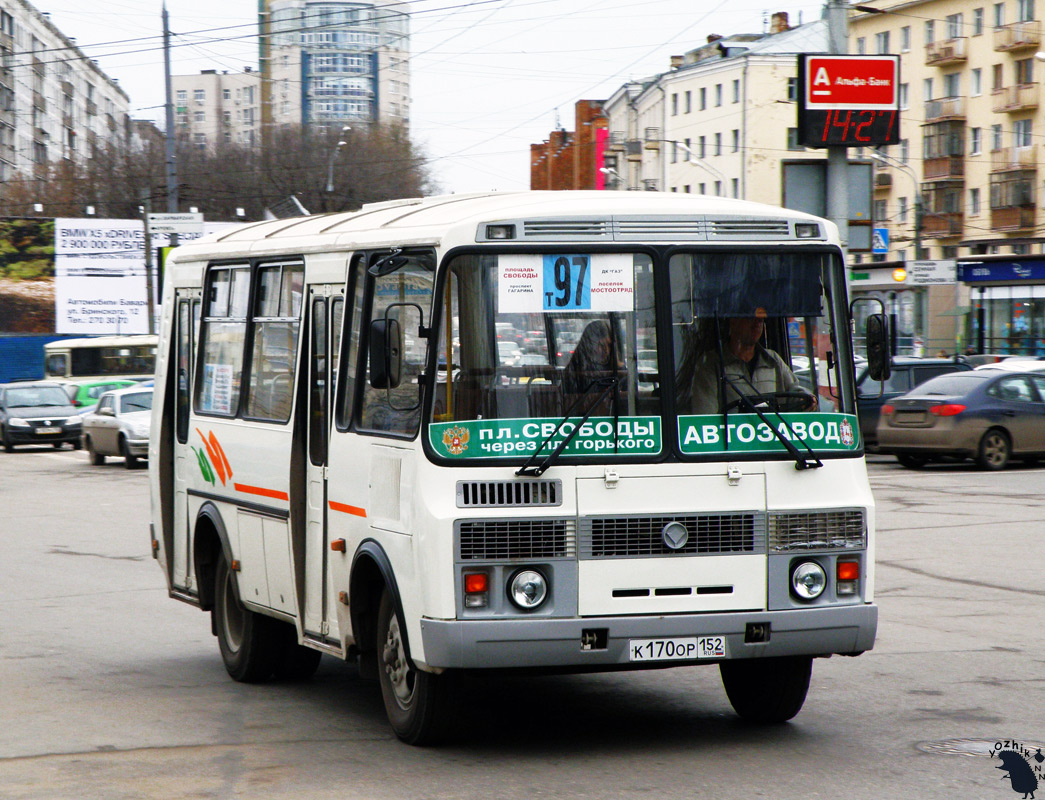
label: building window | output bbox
[972,68,982,95]
[970,187,981,214]
[714,180,722,196]
[699,87,706,110]
[898,196,908,223]
[223,89,231,100]
[731,178,739,198]
[176,89,187,103]
[900,26,911,51]
[946,13,963,39]
[194,89,205,103]
[994,2,1005,27]
[1016,58,1034,85]
[732,79,740,103]
[684,137,692,159]
[856,37,865,54]
[193,133,206,150]
[698,183,705,194]
[714,132,722,156]
[684,90,691,113]
[971,127,982,154]
[671,93,678,115]
[787,77,798,101]
[992,123,1003,150]
[684,185,691,194]
[973,7,985,34]
[944,72,960,97]
[731,129,739,152]
[1014,118,1033,148]
[992,63,1004,91]
[698,135,705,158]
[924,20,934,45]
[787,128,803,150]
[1018,0,1034,21]
[875,31,890,53]
[194,111,205,123]
[715,84,722,106]
[899,83,909,109]
[923,78,934,102]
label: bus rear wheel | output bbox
[720,656,812,723]
[213,552,277,682]
[376,589,455,745]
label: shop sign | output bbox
[957,259,1045,283]
[906,260,956,285]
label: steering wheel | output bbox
[724,390,816,414]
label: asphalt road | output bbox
[1,446,1043,800]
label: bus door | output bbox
[172,290,201,592]
[303,284,345,640]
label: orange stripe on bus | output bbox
[329,501,367,517]
[234,483,290,501]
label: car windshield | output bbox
[120,392,153,413]
[4,387,70,407]
[908,373,990,397]
[427,249,857,464]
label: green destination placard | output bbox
[677,413,860,455]
[430,416,662,459]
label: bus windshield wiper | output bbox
[516,376,620,477]
[718,369,823,471]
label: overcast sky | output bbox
[36,0,828,195]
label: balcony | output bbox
[625,139,642,162]
[607,131,626,151]
[924,156,964,180]
[85,99,96,116]
[642,178,660,191]
[994,20,1041,52]
[922,212,964,238]
[992,83,1039,113]
[644,127,661,150]
[874,171,892,188]
[990,206,1036,230]
[925,37,967,66]
[924,96,965,122]
[990,146,1038,172]
[32,91,44,112]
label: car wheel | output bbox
[86,436,105,466]
[2,426,13,453]
[376,589,456,745]
[976,429,1010,471]
[212,551,278,682]
[72,439,82,451]
[896,454,928,469]
[120,435,139,469]
[720,656,812,724]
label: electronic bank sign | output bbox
[797,54,901,147]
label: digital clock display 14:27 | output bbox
[799,109,899,147]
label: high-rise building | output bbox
[264,0,411,130]
[171,69,262,151]
[0,2,131,180]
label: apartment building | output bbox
[171,69,261,151]
[0,0,130,180]
[265,0,411,130]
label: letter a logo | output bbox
[813,67,830,86]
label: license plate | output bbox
[36,427,60,434]
[628,635,726,662]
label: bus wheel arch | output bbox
[193,503,234,613]
[349,540,402,669]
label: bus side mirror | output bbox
[865,313,891,382]
[369,317,403,389]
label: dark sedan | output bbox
[0,381,83,451]
[876,370,1045,470]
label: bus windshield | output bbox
[428,249,857,464]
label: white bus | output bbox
[149,191,888,744]
[44,334,158,381]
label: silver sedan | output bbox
[82,387,153,468]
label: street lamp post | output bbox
[325,126,351,195]
[870,151,924,260]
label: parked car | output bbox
[61,378,138,414]
[0,381,83,451]
[856,357,973,448]
[497,341,524,366]
[876,370,1045,470]
[82,386,153,468]
[973,359,1045,373]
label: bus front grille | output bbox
[456,479,561,508]
[580,513,761,558]
[457,518,576,560]
[767,509,866,551]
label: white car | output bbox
[82,386,153,468]
[973,359,1045,373]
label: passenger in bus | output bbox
[689,315,815,414]
[562,321,623,411]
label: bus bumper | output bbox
[419,603,877,669]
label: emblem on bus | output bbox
[442,426,470,456]
[661,521,689,551]
[840,418,855,447]
[193,429,233,486]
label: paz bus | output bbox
[148,191,888,744]
[44,334,158,381]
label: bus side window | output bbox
[335,258,366,430]
[309,297,328,465]
[245,262,304,423]
[359,249,434,436]
[197,265,250,416]
[176,300,191,443]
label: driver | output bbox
[690,314,815,414]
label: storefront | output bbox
[850,260,967,356]
[957,256,1045,356]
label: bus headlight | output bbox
[508,569,548,610]
[791,561,827,600]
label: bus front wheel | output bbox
[720,656,812,723]
[213,552,277,682]
[376,589,455,745]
